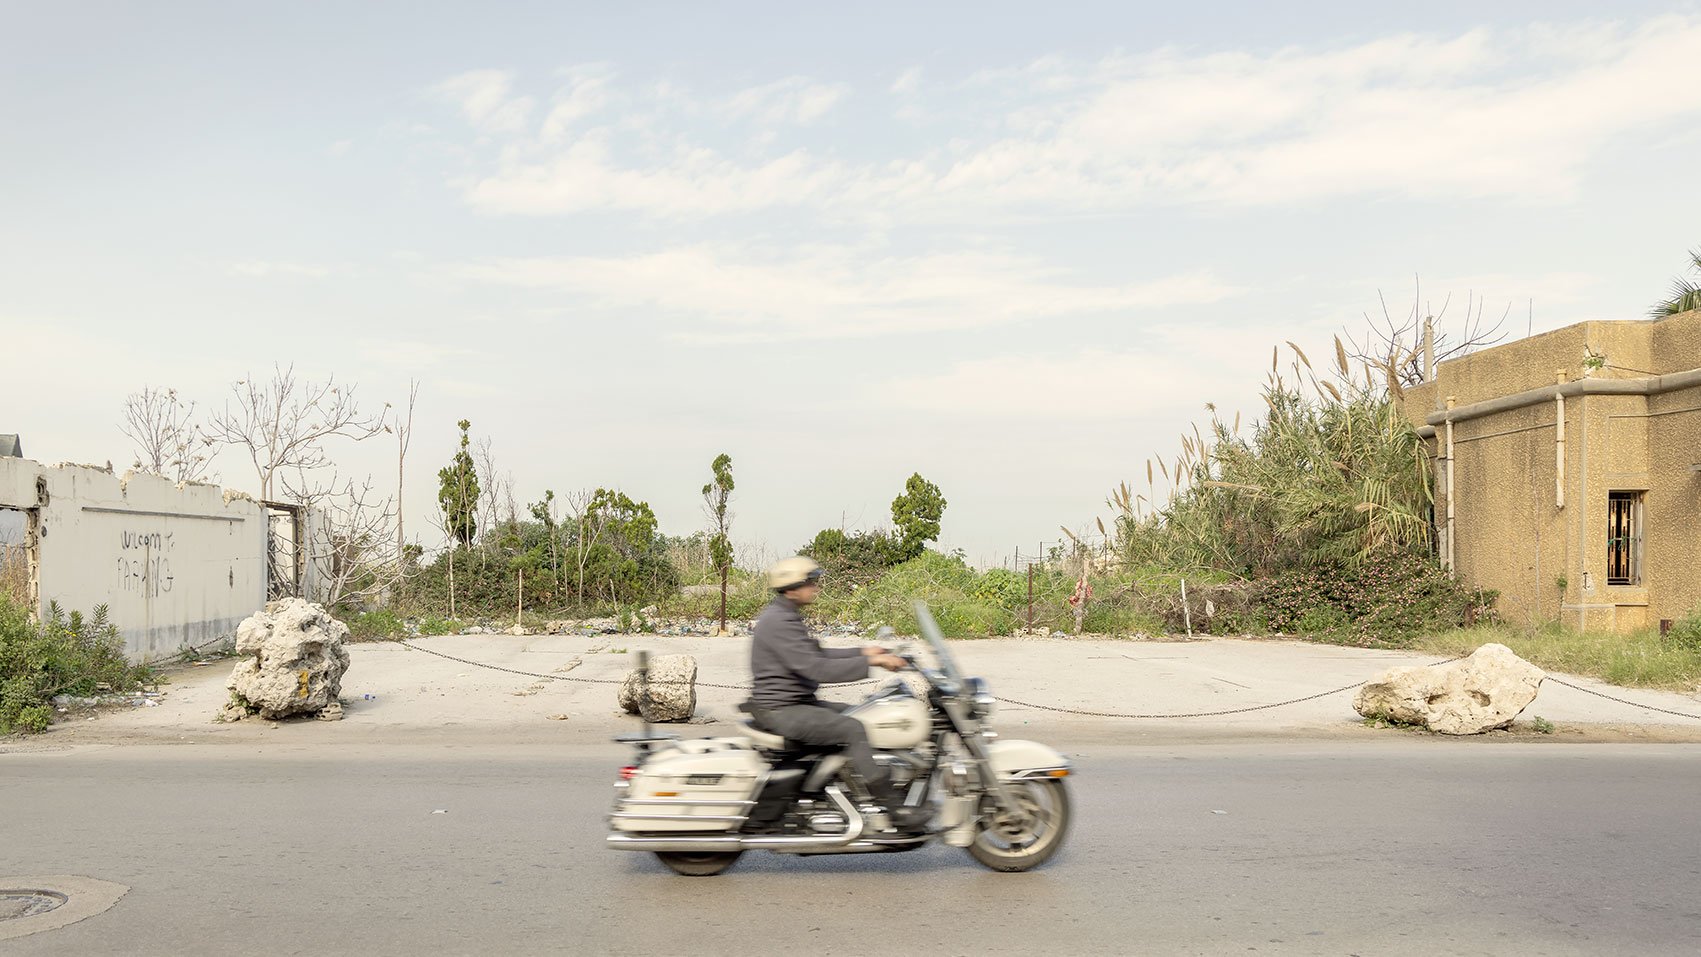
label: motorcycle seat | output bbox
[738,721,790,751]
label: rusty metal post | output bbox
[1026,564,1034,632]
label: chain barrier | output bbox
[391,639,1701,724]
[393,638,1443,719]
[1544,675,1701,721]
[393,639,1701,722]
[152,634,237,668]
[992,678,1378,720]
[392,638,879,692]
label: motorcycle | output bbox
[605,601,1072,876]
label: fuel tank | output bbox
[847,695,929,749]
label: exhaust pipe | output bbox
[607,785,864,853]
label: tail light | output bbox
[619,765,639,781]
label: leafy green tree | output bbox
[804,527,899,587]
[437,419,479,548]
[575,488,677,606]
[890,473,947,562]
[528,488,561,593]
[1651,248,1701,317]
[701,454,735,633]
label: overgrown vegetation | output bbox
[1116,342,1434,578]
[1411,622,1701,693]
[803,472,948,588]
[1666,606,1701,652]
[2,596,151,735]
[1259,552,1496,648]
[1102,338,1497,646]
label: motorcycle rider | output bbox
[745,556,930,831]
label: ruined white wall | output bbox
[0,457,268,661]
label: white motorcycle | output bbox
[606,602,1073,876]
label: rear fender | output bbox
[986,739,1071,780]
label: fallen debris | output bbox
[220,599,353,722]
[617,654,697,722]
[1354,643,1544,734]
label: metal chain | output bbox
[391,639,1462,719]
[991,678,1376,720]
[152,634,236,667]
[393,641,1701,722]
[1545,676,1701,721]
[392,638,880,692]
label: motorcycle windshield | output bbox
[912,600,963,682]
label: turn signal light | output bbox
[1048,769,1070,778]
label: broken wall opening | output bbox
[0,506,37,609]
[263,501,306,600]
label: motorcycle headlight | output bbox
[966,676,997,720]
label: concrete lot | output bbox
[37,632,1701,747]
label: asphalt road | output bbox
[4,741,1699,956]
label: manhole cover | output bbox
[0,891,68,922]
[0,877,128,942]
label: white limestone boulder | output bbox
[617,654,697,722]
[1354,643,1544,734]
[223,598,352,721]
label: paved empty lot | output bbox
[50,632,1701,748]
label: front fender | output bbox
[986,738,1071,779]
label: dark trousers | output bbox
[756,700,885,790]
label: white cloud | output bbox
[464,134,845,216]
[451,244,1237,340]
[441,17,1701,218]
[889,66,922,95]
[722,76,850,124]
[434,69,535,134]
[228,261,336,279]
[354,339,487,372]
[883,349,1238,419]
[540,68,614,142]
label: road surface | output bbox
[4,740,1699,955]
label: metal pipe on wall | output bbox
[1445,396,1456,571]
[1555,371,1566,510]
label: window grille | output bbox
[1606,492,1643,586]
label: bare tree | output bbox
[314,476,403,608]
[473,437,509,551]
[120,387,215,483]
[203,365,387,501]
[1345,279,1512,387]
[564,489,606,608]
[394,380,419,562]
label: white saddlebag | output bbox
[613,738,765,833]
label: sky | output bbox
[4,1,1701,567]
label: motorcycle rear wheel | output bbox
[654,851,744,877]
[967,778,1071,872]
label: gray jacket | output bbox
[748,596,868,708]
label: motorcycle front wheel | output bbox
[654,851,744,877]
[967,778,1071,872]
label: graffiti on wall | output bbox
[117,529,175,597]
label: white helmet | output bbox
[767,556,824,592]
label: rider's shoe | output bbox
[886,802,933,833]
[872,782,932,833]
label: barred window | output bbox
[1606,491,1644,586]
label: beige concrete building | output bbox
[1406,309,1701,631]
